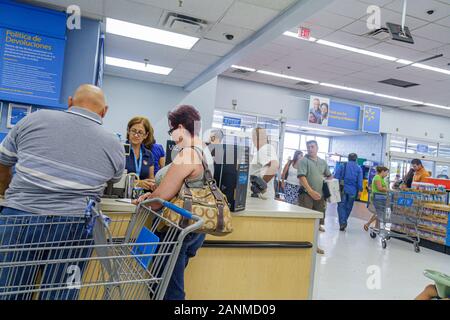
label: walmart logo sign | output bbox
[363,106,381,133]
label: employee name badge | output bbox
[143,160,148,166]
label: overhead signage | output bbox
[223,117,242,128]
[362,105,382,134]
[328,101,361,131]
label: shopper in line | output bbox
[0,84,125,300]
[248,128,279,200]
[135,105,214,300]
[411,159,430,182]
[125,117,156,190]
[364,166,389,232]
[334,153,363,231]
[298,140,332,254]
[281,150,303,204]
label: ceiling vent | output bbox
[163,13,208,34]
[232,69,252,75]
[379,78,419,88]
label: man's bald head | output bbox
[68,84,108,118]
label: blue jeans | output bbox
[337,193,356,226]
[0,207,93,300]
[164,232,205,300]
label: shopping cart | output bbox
[0,198,203,300]
[368,191,421,253]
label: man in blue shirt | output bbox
[334,153,363,231]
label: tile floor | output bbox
[313,203,450,300]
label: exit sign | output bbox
[298,27,311,40]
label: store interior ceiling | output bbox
[23,0,450,117]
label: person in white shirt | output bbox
[248,127,280,200]
[281,150,304,204]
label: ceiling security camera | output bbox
[427,10,434,15]
[224,34,234,40]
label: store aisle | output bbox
[313,203,450,300]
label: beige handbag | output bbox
[161,147,233,236]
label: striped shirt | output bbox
[0,107,125,215]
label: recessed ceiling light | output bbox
[231,65,256,72]
[316,39,397,61]
[300,127,345,134]
[283,31,317,42]
[257,70,319,84]
[105,56,172,75]
[106,18,199,50]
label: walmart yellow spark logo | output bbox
[364,107,376,122]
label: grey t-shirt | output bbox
[0,107,125,215]
[297,155,331,196]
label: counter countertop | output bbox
[0,196,323,219]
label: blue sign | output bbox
[0,132,6,142]
[0,1,66,108]
[328,102,361,130]
[417,144,429,154]
[223,117,242,128]
[363,105,382,134]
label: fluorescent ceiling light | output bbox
[374,93,423,105]
[316,40,397,61]
[257,70,319,84]
[105,56,172,75]
[283,31,317,42]
[231,65,256,72]
[106,18,199,50]
[300,127,345,134]
[412,63,450,75]
[396,59,413,64]
[424,103,450,110]
[320,83,374,95]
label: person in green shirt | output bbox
[364,166,389,232]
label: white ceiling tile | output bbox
[385,0,450,22]
[167,68,199,80]
[205,23,254,45]
[385,34,445,52]
[269,36,313,52]
[133,0,235,22]
[192,39,234,56]
[184,51,221,65]
[435,14,450,27]
[413,23,450,44]
[176,61,209,73]
[296,42,349,58]
[324,0,371,19]
[339,52,392,66]
[304,11,355,30]
[367,42,426,60]
[238,0,297,11]
[220,1,278,31]
[103,0,163,28]
[104,66,169,84]
[320,59,369,73]
[357,0,396,7]
[322,30,381,48]
[364,8,430,30]
[30,0,104,16]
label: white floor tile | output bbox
[313,205,450,300]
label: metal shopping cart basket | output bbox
[0,198,203,300]
[368,191,421,253]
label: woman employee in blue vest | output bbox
[126,117,156,191]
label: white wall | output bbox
[179,76,218,136]
[330,134,384,163]
[216,76,309,120]
[102,75,188,146]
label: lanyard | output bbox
[134,148,143,177]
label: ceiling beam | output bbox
[183,0,336,92]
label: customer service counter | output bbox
[0,197,323,300]
[184,198,323,300]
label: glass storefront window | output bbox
[438,144,450,158]
[406,139,437,156]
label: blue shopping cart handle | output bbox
[163,201,193,219]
